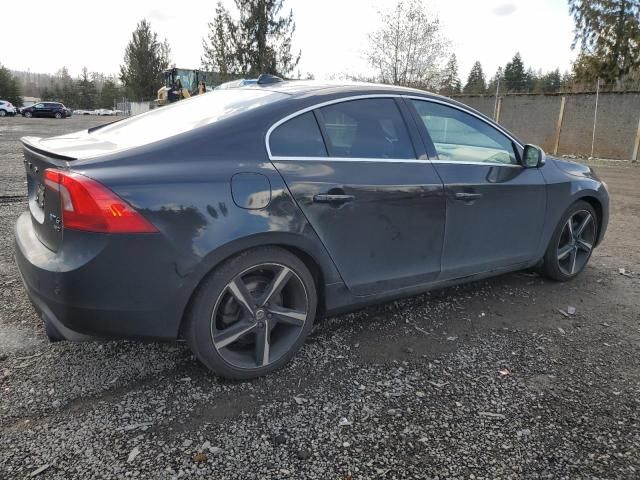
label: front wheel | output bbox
[24,111,32,118]
[540,200,598,281]
[54,112,62,119]
[184,246,317,379]
[0,110,6,117]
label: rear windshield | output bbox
[90,89,286,148]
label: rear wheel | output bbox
[184,247,317,379]
[0,110,6,117]
[541,201,597,281]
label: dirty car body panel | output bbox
[14,81,609,342]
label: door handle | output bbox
[313,194,355,204]
[454,192,482,201]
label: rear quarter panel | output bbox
[71,113,342,335]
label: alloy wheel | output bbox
[556,209,596,276]
[210,263,309,369]
[0,110,6,117]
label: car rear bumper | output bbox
[14,211,187,341]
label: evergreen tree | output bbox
[503,52,527,92]
[0,64,23,106]
[487,67,504,93]
[525,67,538,91]
[463,61,487,93]
[54,67,78,107]
[569,0,640,82]
[77,67,97,109]
[99,78,124,109]
[202,1,241,79]
[535,69,563,93]
[120,19,171,100]
[201,0,301,78]
[439,54,461,95]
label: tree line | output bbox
[1,0,638,108]
[440,53,579,96]
[365,0,639,95]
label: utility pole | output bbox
[493,77,500,122]
[590,78,600,159]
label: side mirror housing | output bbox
[522,144,546,168]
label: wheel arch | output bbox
[574,194,603,246]
[176,232,339,338]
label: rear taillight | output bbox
[43,169,157,233]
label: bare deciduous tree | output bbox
[365,0,449,88]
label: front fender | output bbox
[538,159,610,256]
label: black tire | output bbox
[184,246,317,379]
[540,200,598,281]
[54,112,62,119]
[0,110,6,117]
[24,111,32,118]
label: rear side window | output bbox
[270,111,327,157]
[316,99,415,159]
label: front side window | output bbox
[34,103,44,109]
[270,111,327,157]
[412,100,517,165]
[317,98,415,159]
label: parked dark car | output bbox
[15,81,609,379]
[21,102,70,119]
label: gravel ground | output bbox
[1,116,639,479]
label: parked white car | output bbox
[0,100,17,116]
[95,109,115,116]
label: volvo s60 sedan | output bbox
[15,79,609,379]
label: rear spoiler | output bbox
[21,137,77,162]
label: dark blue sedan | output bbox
[15,79,609,378]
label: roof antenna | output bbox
[257,74,284,85]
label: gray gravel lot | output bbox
[1,116,639,479]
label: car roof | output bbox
[235,79,436,98]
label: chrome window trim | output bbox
[429,160,522,168]
[264,92,525,167]
[270,156,522,167]
[270,155,428,164]
[265,94,402,159]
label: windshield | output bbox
[87,88,286,149]
[166,69,198,90]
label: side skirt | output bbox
[322,261,535,318]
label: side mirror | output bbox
[522,144,546,168]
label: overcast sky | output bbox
[4,0,576,81]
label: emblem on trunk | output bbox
[36,183,46,209]
[49,213,62,231]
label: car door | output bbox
[33,103,46,117]
[47,103,58,117]
[268,97,446,296]
[408,98,546,280]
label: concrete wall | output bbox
[452,92,640,160]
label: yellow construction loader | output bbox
[155,68,215,106]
